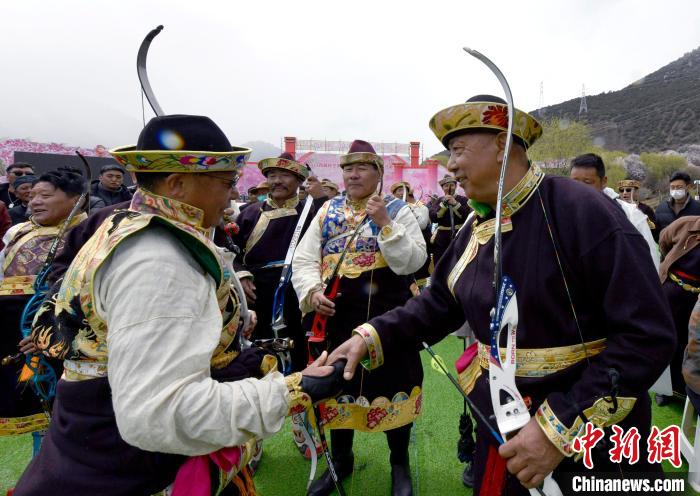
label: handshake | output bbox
[299,355,347,403]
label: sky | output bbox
[1,0,699,158]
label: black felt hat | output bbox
[110,114,251,173]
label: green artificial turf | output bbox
[0,338,692,495]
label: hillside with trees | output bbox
[535,46,700,153]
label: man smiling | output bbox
[14,115,339,496]
[329,96,674,494]
[233,152,327,371]
[292,140,426,496]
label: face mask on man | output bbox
[670,189,686,201]
[257,194,267,202]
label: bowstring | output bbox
[539,188,626,478]
[536,189,591,367]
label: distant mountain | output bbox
[535,46,700,153]
[242,141,281,161]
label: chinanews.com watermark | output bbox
[562,422,688,494]
[569,475,684,493]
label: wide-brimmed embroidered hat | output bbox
[390,181,413,195]
[258,152,309,180]
[339,139,384,175]
[429,95,543,149]
[439,174,457,186]
[321,179,340,193]
[248,181,270,196]
[110,115,251,173]
[618,179,641,189]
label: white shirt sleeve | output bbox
[377,205,427,275]
[414,204,430,230]
[97,227,290,456]
[291,209,325,315]
[615,198,660,271]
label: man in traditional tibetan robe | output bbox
[617,178,658,241]
[14,115,342,496]
[0,169,87,444]
[429,174,469,265]
[391,180,432,288]
[292,140,427,496]
[658,215,700,404]
[321,179,340,198]
[329,96,675,495]
[233,152,327,372]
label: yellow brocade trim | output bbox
[457,358,483,396]
[669,272,700,294]
[354,323,384,370]
[0,275,36,295]
[2,214,87,276]
[536,396,637,458]
[265,196,299,210]
[316,386,422,432]
[476,339,606,377]
[447,218,512,296]
[437,224,464,231]
[244,206,299,261]
[321,251,388,280]
[0,413,49,436]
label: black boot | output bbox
[461,462,474,488]
[307,453,354,496]
[391,461,413,496]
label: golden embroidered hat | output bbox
[439,174,457,186]
[258,152,309,180]
[321,179,340,192]
[339,139,384,175]
[110,114,251,173]
[248,181,270,196]
[618,179,641,189]
[429,94,543,149]
[390,181,413,195]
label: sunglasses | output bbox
[11,170,34,176]
[618,188,635,193]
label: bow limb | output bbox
[137,25,165,116]
[75,151,93,215]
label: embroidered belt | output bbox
[670,272,700,294]
[321,251,388,280]
[437,224,463,231]
[0,413,49,436]
[63,360,108,381]
[0,275,36,296]
[476,338,607,377]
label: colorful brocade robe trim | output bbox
[31,189,241,377]
[0,214,86,296]
[318,195,406,280]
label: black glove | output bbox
[300,360,346,403]
[211,348,267,382]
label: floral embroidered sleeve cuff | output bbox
[535,400,579,457]
[353,323,384,370]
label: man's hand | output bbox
[301,351,334,377]
[366,194,391,228]
[242,310,257,339]
[306,176,325,199]
[310,290,335,316]
[240,277,257,304]
[327,334,368,380]
[498,417,565,489]
[19,336,37,354]
[443,194,457,206]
